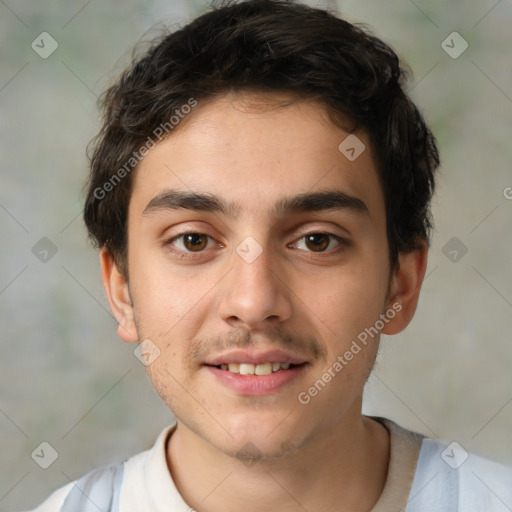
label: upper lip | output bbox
[204,349,308,366]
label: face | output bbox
[103,93,423,461]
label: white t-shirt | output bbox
[23,416,512,511]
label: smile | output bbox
[213,362,299,375]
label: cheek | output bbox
[301,261,388,344]
[129,246,197,329]
[128,248,220,368]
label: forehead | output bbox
[129,93,384,222]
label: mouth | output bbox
[206,362,306,375]
[202,349,309,395]
[204,361,308,396]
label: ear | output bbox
[382,242,428,336]
[100,247,139,343]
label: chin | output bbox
[209,410,309,460]
[218,433,303,463]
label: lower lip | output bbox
[204,364,307,395]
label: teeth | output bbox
[239,363,255,375]
[255,363,272,375]
[218,362,295,375]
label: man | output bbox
[28,0,512,510]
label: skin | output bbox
[101,92,428,511]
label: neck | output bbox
[166,405,390,512]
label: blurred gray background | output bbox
[1,0,511,510]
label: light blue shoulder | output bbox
[406,438,512,512]
[60,461,124,512]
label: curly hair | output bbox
[84,0,439,278]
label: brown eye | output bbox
[168,233,214,253]
[292,232,346,253]
[304,233,330,252]
[182,233,208,251]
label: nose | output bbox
[217,241,293,331]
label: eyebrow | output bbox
[142,189,369,218]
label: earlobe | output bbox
[100,248,139,343]
[382,243,428,336]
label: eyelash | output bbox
[164,231,350,260]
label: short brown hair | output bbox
[84,0,439,278]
